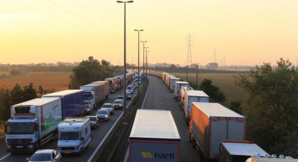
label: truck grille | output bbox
[7,139,32,144]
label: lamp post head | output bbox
[134,29,144,32]
[117,0,133,3]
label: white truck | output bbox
[169,77,180,92]
[219,141,268,162]
[80,83,105,109]
[5,98,62,153]
[178,85,193,109]
[174,81,189,100]
[129,109,181,162]
[184,90,209,124]
[189,103,246,161]
[57,117,91,154]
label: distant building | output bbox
[207,62,218,69]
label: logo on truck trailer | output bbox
[141,151,175,159]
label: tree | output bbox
[68,56,114,88]
[199,79,226,102]
[10,68,21,76]
[235,58,298,156]
[0,88,11,120]
[23,83,37,101]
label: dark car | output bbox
[86,116,99,129]
[96,109,110,121]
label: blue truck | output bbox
[42,90,85,118]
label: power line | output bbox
[14,0,102,37]
[45,0,107,31]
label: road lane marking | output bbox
[123,146,129,162]
[0,153,11,161]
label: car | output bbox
[126,85,133,94]
[86,116,99,129]
[126,92,132,100]
[101,103,114,115]
[116,95,125,102]
[96,109,110,121]
[27,149,61,162]
[113,99,123,110]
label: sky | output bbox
[0,0,297,66]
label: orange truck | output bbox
[189,103,246,161]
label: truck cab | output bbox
[57,118,91,154]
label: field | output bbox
[0,72,71,91]
[173,73,246,103]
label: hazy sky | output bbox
[0,0,297,66]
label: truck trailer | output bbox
[184,90,209,124]
[169,77,180,92]
[129,109,181,162]
[105,77,117,93]
[189,103,246,161]
[5,98,62,153]
[92,81,109,99]
[219,141,268,162]
[42,90,85,118]
[174,81,189,100]
[80,83,106,109]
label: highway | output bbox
[124,75,201,162]
[0,85,140,162]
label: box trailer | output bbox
[105,77,117,93]
[174,81,189,99]
[5,98,62,153]
[178,86,193,109]
[189,103,246,161]
[169,77,180,92]
[80,83,105,109]
[184,90,209,123]
[92,81,109,99]
[219,141,268,162]
[43,90,85,118]
[246,157,297,162]
[129,109,180,162]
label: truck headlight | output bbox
[7,145,11,149]
[105,115,108,117]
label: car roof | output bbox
[86,116,97,118]
[97,109,108,112]
[103,103,112,105]
[34,149,55,154]
[114,99,122,102]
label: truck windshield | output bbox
[6,122,35,134]
[84,92,93,100]
[59,132,80,140]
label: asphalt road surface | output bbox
[125,75,201,162]
[0,83,140,162]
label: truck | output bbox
[105,77,117,93]
[5,98,62,153]
[169,77,180,92]
[92,81,109,99]
[80,83,105,109]
[57,117,91,154]
[174,81,189,100]
[219,141,268,162]
[129,109,181,162]
[178,85,193,109]
[42,90,85,118]
[246,157,297,162]
[189,103,246,161]
[184,90,209,124]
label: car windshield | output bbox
[114,101,121,104]
[6,122,35,134]
[59,132,80,140]
[84,92,93,100]
[127,87,132,90]
[30,153,51,161]
[117,97,124,99]
[97,110,107,114]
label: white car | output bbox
[113,99,123,110]
[27,149,61,162]
[101,103,114,115]
[126,85,133,94]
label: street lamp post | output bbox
[117,0,133,120]
[141,41,147,77]
[134,29,143,94]
[145,47,149,77]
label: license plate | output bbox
[65,152,71,154]
[16,146,23,149]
